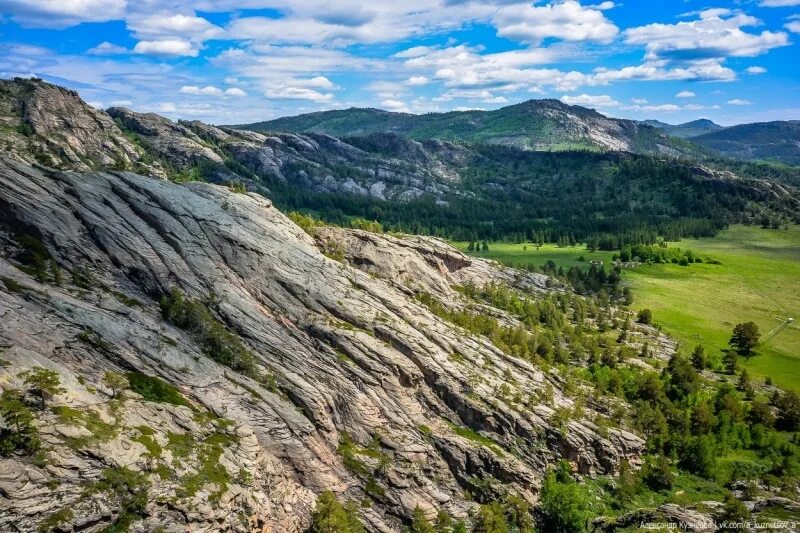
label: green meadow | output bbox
[457,225,800,391]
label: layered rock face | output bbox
[0,156,644,531]
[0,78,141,171]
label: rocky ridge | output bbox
[0,156,650,531]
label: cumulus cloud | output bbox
[746,66,767,74]
[592,60,736,84]
[180,85,224,96]
[128,12,222,42]
[624,11,789,61]
[87,42,127,55]
[675,90,695,98]
[760,0,800,6]
[381,99,408,111]
[133,39,197,57]
[728,98,751,105]
[560,94,620,107]
[0,0,126,28]
[494,0,619,44]
[406,76,429,86]
[224,87,247,97]
[785,21,800,33]
[365,80,408,98]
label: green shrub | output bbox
[0,389,40,456]
[126,372,191,408]
[159,288,258,378]
[309,490,365,533]
[538,464,591,533]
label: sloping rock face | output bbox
[0,78,141,171]
[106,107,468,201]
[0,157,643,531]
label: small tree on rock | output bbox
[102,371,129,398]
[410,506,435,533]
[636,309,653,325]
[19,367,64,410]
[308,490,364,533]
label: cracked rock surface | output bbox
[0,156,645,531]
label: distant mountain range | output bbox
[236,99,706,159]
[238,105,800,166]
[642,119,724,139]
[692,121,800,165]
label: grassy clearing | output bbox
[456,241,617,270]
[458,225,800,391]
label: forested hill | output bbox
[2,77,798,248]
[692,120,800,165]
[235,99,708,158]
[644,119,724,139]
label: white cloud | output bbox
[381,99,408,111]
[593,60,736,83]
[483,96,509,104]
[746,66,767,74]
[87,41,127,55]
[675,90,695,98]
[365,80,408,98]
[180,85,224,96]
[224,87,247,97]
[128,12,222,42]
[624,11,789,61]
[623,103,682,112]
[494,0,619,44]
[265,87,334,102]
[728,98,751,105]
[760,0,800,6]
[785,21,800,33]
[560,94,620,107]
[133,39,197,57]
[0,0,126,28]
[406,76,429,86]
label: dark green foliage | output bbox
[16,121,35,137]
[640,455,674,491]
[775,391,800,431]
[472,501,508,533]
[663,355,700,400]
[680,436,718,479]
[159,288,258,378]
[636,309,653,325]
[336,431,389,497]
[0,389,40,456]
[718,494,750,532]
[8,231,55,282]
[410,506,435,533]
[537,464,591,533]
[308,490,365,533]
[242,145,787,247]
[37,508,74,533]
[19,367,64,410]
[691,345,706,370]
[729,322,760,356]
[126,372,191,407]
[723,350,739,374]
[89,467,150,532]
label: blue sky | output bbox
[1,0,799,125]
